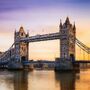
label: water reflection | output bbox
[0,70,28,90]
[55,72,80,90]
[13,71,28,90]
[1,70,90,90]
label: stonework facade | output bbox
[60,17,76,61]
[14,26,29,62]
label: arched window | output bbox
[21,33,23,36]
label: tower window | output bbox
[62,30,65,34]
[21,33,23,36]
[22,47,23,50]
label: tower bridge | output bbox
[0,17,90,70]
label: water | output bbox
[0,69,90,90]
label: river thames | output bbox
[0,69,90,90]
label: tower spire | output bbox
[65,16,70,24]
[73,22,76,30]
[14,29,16,35]
[26,30,29,37]
[59,19,62,29]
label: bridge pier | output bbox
[55,59,80,72]
[55,17,78,71]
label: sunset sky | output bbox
[0,0,90,60]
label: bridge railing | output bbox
[0,43,15,62]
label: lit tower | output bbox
[14,26,29,63]
[59,17,76,61]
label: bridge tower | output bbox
[59,17,76,61]
[14,26,29,63]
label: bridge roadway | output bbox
[16,32,90,54]
[18,32,61,42]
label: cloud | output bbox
[0,0,31,12]
[0,0,90,13]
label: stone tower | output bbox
[59,17,76,61]
[14,26,29,63]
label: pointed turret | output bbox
[14,29,17,40]
[59,19,62,29]
[19,26,26,34]
[19,26,24,32]
[20,26,23,29]
[26,30,29,37]
[73,22,76,30]
[14,29,16,34]
[65,17,70,25]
